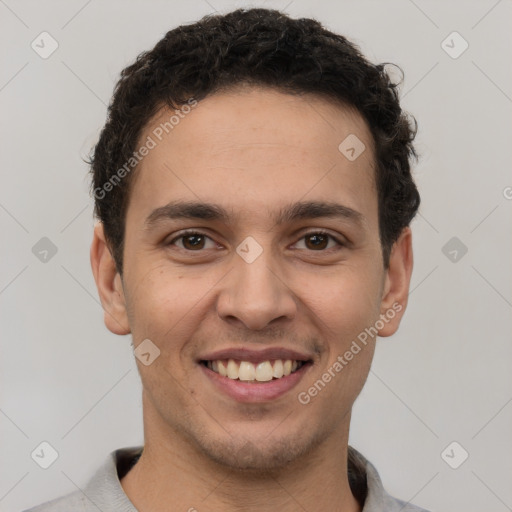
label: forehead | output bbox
[127,87,377,230]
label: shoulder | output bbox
[22,446,142,512]
[348,446,431,512]
[22,490,91,512]
[365,460,432,511]
[375,494,432,512]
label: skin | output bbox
[91,86,413,512]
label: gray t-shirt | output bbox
[23,446,430,511]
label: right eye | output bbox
[167,231,219,251]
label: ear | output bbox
[90,222,131,335]
[377,227,413,337]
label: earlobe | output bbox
[90,222,131,335]
[377,227,413,338]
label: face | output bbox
[91,86,412,472]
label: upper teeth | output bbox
[206,359,302,382]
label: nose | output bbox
[216,249,297,331]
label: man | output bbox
[26,7,429,512]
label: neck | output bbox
[121,399,362,512]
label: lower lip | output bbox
[200,363,311,403]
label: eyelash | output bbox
[167,229,345,252]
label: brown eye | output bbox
[169,231,217,251]
[182,234,206,250]
[293,231,343,251]
[305,233,329,250]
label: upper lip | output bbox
[198,347,313,364]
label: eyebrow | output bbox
[144,200,364,230]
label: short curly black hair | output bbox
[89,8,420,275]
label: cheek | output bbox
[127,262,194,320]
[301,264,383,350]
[295,269,380,416]
[125,269,207,405]
[124,264,218,363]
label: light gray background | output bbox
[1,1,511,511]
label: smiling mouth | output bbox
[200,359,310,382]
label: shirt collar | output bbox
[82,445,422,512]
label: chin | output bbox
[192,427,325,474]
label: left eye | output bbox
[169,231,341,252]
[293,232,341,251]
